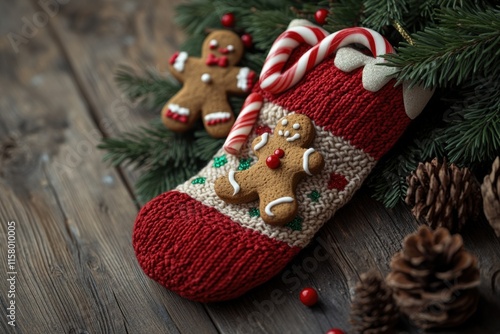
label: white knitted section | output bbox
[177,101,376,248]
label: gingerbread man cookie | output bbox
[162,30,256,138]
[215,114,325,225]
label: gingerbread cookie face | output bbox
[162,30,255,138]
[215,114,325,225]
[202,31,244,67]
[271,115,316,149]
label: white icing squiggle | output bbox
[228,170,240,195]
[303,148,315,175]
[293,123,300,129]
[237,67,251,91]
[265,197,294,216]
[173,52,188,72]
[254,133,269,151]
[281,119,288,126]
[286,133,301,142]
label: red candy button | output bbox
[266,155,280,169]
[274,148,285,158]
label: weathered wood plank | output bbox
[48,0,184,135]
[0,0,216,333]
[42,0,187,191]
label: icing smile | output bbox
[278,120,302,142]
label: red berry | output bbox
[221,13,235,27]
[326,329,345,334]
[314,8,329,25]
[299,287,318,306]
[266,155,281,169]
[274,148,285,158]
[241,33,253,48]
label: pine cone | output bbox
[350,271,398,334]
[386,226,480,329]
[405,158,481,233]
[481,157,500,237]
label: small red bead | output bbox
[299,287,318,306]
[326,329,345,334]
[221,13,235,27]
[314,8,329,25]
[241,33,253,48]
[266,155,281,169]
[274,148,285,158]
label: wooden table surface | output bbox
[1,0,499,333]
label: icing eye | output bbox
[227,44,235,52]
[209,39,218,49]
[293,123,300,129]
[281,119,288,126]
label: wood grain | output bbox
[1,0,499,333]
[0,0,216,333]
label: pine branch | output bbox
[322,0,365,32]
[385,6,500,88]
[242,9,295,51]
[362,0,410,31]
[175,0,222,36]
[98,121,223,202]
[115,65,180,110]
[134,160,199,204]
[440,75,500,164]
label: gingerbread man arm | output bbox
[214,170,258,204]
[222,66,256,95]
[168,52,200,83]
[251,133,270,160]
[301,148,325,176]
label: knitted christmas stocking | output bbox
[133,20,433,302]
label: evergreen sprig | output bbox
[323,0,364,32]
[115,65,180,110]
[385,6,500,88]
[98,121,223,203]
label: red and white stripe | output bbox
[259,26,394,94]
[224,93,264,155]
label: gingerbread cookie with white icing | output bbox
[162,30,256,138]
[215,114,325,225]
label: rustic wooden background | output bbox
[1,0,499,333]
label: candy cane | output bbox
[260,26,394,94]
[224,93,264,155]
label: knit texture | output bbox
[133,27,420,302]
[133,191,300,301]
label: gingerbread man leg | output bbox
[201,95,235,138]
[214,170,258,204]
[258,185,298,226]
[162,87,205,133]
